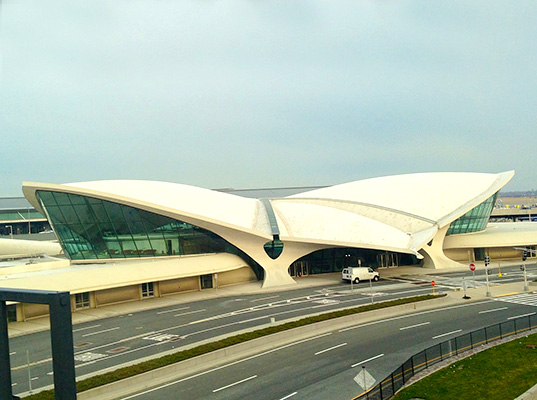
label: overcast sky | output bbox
[1,1,536,197]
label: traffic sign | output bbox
[431,280,435,287]
[469,263,476,271]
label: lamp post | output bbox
[5,225,12,239]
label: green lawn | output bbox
[392,332,537,400]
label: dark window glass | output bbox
[53,192,71,206]
[68,194,87,205]
[45,205,67,224]
[35,190,264,279]
[447,192,498,236]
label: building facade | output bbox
[2,170,536,321]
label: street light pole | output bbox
[523,259,528,292]
[485,265,491,297]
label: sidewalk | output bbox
[7,263,533,338]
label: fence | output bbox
[354,312,537,400]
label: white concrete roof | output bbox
[22,171,513,257]
[290,171,513,226]
[24,180,272,236]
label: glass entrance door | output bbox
[200,274,213,289]
[289,261,309,277]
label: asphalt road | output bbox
[8,263,537,396]
[121,294,537,400]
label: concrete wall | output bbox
[217,267,257,287]
[21,303,49,320]
[160,277,199,295]
[95,285,140,307]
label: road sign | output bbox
[354,367,376,390]
[431,280,435,287]
[469,263,476,271]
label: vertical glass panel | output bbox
[45,205,67,224]
[447,192,498,236]
[52,192,72,206]
[91,203,110,223]
[35,190,263,279]
[68,193,87,205]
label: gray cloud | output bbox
[1,1,536,195]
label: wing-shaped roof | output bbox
[23,171,513,256]
[271,171,514,253]
[23,180,272,237]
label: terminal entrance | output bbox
[289,261,309,277]
[289,247,418,277]
[377,252,400,268]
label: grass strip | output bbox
[392,331,537,400]
[25,293,443,400]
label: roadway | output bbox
[8,263,537,397]
[121,293,537,400]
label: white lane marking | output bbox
[432,329,462,339]
[250,295,280,302]
[11,383,17,386]
[47,372,53,376]
[212,375,257,393]
[156,307,190,315]
[31,377,38,381]
[508,312,536,320]
[9,352,16,356]
[339,300,492,333]
[279,392,298,400]
[82,327,120,337]
[118,333,332,399]
[351,353,384,368]
[73,324,101,332]
[399,322,430,331]
[174,309,206,317]
[315,343,347,355]
[479,307,508,314]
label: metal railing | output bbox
[354,312,537,399]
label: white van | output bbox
[342,267,379,284]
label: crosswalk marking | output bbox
[493,293,537,307]
[143,333,182,342]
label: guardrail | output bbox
[354,312,537,399]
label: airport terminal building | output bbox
[2,171,536,321]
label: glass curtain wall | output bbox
[446,193,498,236]
[36,191,263,279]
[293,247,419,274]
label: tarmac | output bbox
[7,263,537,399]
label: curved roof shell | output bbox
[23,171,513,257]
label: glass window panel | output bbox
[60,206,81,225]
[37,191,55,205]
[52,192,72,206]
[73,204,95,225]
[124,207,144,222]
[127,220,147,234]
[91,203,110,223]
[68,193,87,205]
[103,201,125,222]
[45,205,67,224]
